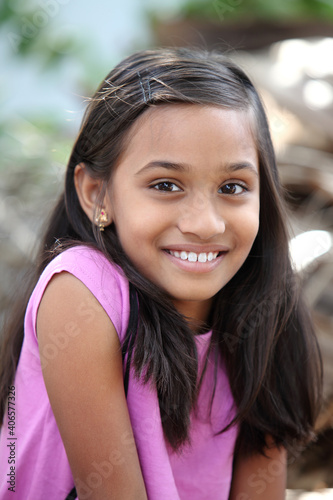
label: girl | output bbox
[0,48,322,499]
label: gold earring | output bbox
[95,208,109,231]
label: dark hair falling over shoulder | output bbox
[0,48,322,455]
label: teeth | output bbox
[198,253,207,263]
[169,251,219,262]
[188,252,197,262]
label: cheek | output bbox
[235,209,260,251]
[248,212,260,239]
[113,212,156,260]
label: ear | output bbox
[74,163,112,227]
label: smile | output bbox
[166,250,221,262]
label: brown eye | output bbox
[219,183,246,195]
[152,182,181,192]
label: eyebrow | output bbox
[136,160,259,177]
[135,161,187,175]
[226,161,259,177]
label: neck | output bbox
[172,298,213,334]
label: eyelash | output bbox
[150,181,181,192]
[150,181,248,195]
[218,183,248,195]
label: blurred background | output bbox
[1,0,333,496]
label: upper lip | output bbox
[163,244,229,253]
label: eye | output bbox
[219,183,247,195]
[151,181,182,192]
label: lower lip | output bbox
[163,250,227,273]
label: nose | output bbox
[177,193,226,240]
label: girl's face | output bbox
[107,104,260,322]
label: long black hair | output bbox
[0,48,322,455]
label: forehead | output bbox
[118,104,258,168]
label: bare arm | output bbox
[229,438,287,500]
[37,272,147,500]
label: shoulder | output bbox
[37,270,119,356]
[28,245,130,342]
[47,245,127,290]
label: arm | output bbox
[37,272,147,500]
[229,437,287,500]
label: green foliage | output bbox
[179,0,333,23]
[0,0,82,65]
[0,114,71,195]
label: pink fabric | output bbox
[0,246,238,499]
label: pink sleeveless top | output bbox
[0,246,238,499]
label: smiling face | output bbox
[106,104,260,323]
